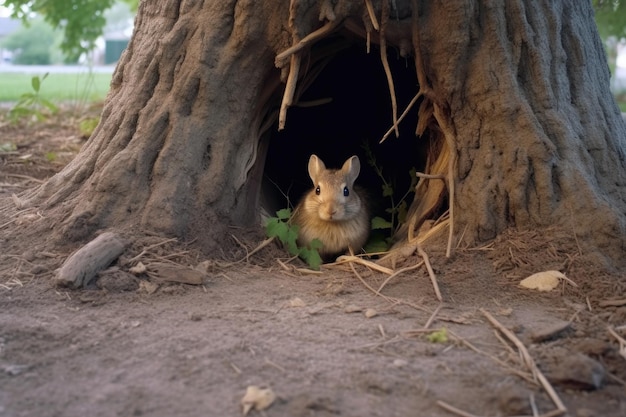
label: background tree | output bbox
[6,0,626,266]
[1,18,58,64]
[3,0,138,62]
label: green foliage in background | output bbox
[362,142,417,253]
[594,0,626,40]
[9,73,59,123]
[4,0,138,62]
[1,18,60,64]
[265,208,323,270]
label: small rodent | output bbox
[291,154,370,259]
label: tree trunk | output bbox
[12,0,626,264]
[420,1,626,262]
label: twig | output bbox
[334,255,394,275]
[233,236,276,264]
[348,261,394,303]
[436,400,482,417]
[417,244,442,301]
[423,303,442,330]
[364,0,379,30]
[480,309,567,415]
[278,53,301,130]
[530,393,539,417]
[416,172,445,180]
[376,261,424,294]
[380,91,422,143]
[379,0,398,138]
[275,20,339,68]
[447,329,536,385]
[127,237,178,265]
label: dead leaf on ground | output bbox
[519,270,574,291]
[241,385,276,415]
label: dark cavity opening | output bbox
[262,36,430,241]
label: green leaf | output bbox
[299,247,322,270]
[382,183,394,197]
[39,98,59,113]
[31,76,40,93]
[371,216,393,230]
[265,217,287,238]
[276,208,292,220]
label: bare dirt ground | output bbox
[1,108,625,417]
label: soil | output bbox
[1,108,625,417]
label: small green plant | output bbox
[9,73,58,123]
[362,143,418,252]
[426,327,449,343]
[265,208,323,270]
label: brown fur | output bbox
[291,155,370,258]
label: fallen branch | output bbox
[55,232,128,288]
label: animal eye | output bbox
[315,186,320,195]
[343,186,349,197]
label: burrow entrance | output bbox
[262,34,444,246]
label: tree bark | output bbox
[416,1,626,261]
[12,0,626,264]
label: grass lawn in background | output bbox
[0,72,112,103]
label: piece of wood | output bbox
[55,232,128,288]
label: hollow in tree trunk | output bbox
[5,0,626,265]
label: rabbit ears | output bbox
[308,154,361,185]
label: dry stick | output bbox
[436,400,482,417]
[380,91,422,143]
[379,1,399,138]
[480,309,567,415]
[233,236,276,264]
[278,53,301,130]
[416,172,445,180]
[607,326,626,360]
[334,255,394,275]
[447,329,536,385]
[376,260,424,294]
[364,0,379,30]
[348,261,395,303]
[423,303,443,330]
[275,20,338,67]
[126,237,178,265]
[416,243,442,301]
[433,104,456,258]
